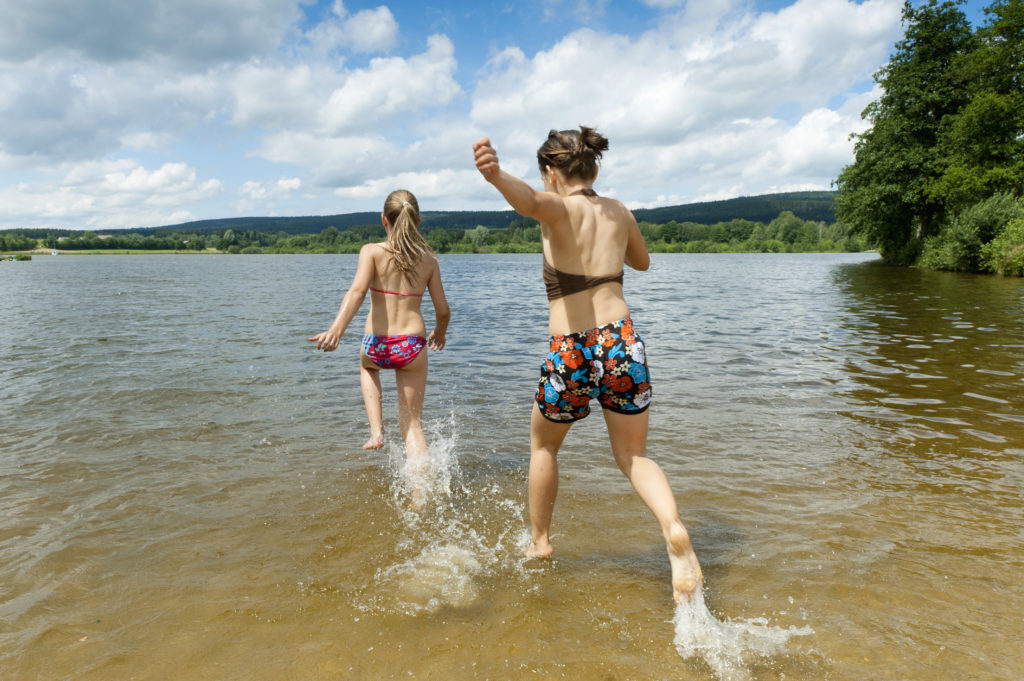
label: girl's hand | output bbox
[428,330,446,351]
[308,330,341,352]
[472,137,500,182]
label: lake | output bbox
[1,253,1021,680]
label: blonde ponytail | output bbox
[382,189,431,281]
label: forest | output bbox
[1,191,862,255]
[0,211,865,255]
[835,0,1024,275]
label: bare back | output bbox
[365,243,439,337]
[543,195,640,334]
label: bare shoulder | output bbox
[360,242,388,258]
[597,196,637,225]
[423,250,441,276]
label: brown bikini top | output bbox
[542,188,623,300]
[543,258,623,300]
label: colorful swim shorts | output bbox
[535,317,652,422]
[361,334,427,369]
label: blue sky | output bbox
[0,0,993,230]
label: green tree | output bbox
[638,222,661,242]
[835,0,975,263]
[981,214,1024,274]
[769,211,804,243]
[318,226,340,244]
[931,0,1024,213]
[660,221,681,243]
[467,225,490,250]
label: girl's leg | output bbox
[359,354,384,449]
[528,405,572,558]
[395,351,429,507]
[394,350,429,458]
[603,409,703,603]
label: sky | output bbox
[0,0,993,230]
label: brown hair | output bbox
[536,125,609,180]
[382,189,431,281]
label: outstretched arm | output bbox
[308,244,376,351]
[425,258,450,350]
[473,137,566,225]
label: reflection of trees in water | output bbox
[829,261,1024,456]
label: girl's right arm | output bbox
[473,137,566,225]
[426,257,450,351]
[308,244,376,351]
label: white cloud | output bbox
[333,168,481,204]
[234,176,304,213]
[468,0,901,204]
[238,177,302,200]
[0,57,229,163]
[0,0,912,228]
[231,62,328,129]
[305,3,399,54]
[0,160,222,228]
[318,35,460,134]
[0,0,299,65]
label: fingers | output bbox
[473,137,499,179]
[308,332,338,351]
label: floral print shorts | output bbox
[361,334,426,369]
[535,317,652,422]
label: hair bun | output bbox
[537,126,608,180]
[579,126,609,154]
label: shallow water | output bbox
[1,253,1022,680]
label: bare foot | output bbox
[405,453,429,509]
[362,432,384,450]
[668,522,703,603]
[525,539,553,559]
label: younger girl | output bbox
[309,190,450,462]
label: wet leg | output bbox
[395,350,429,457]
[528,406,572,558]
[604,409,703,602]
[395,351,429,505]
[359,354,384,449]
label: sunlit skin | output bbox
[472,136,703,602]
[309,206,451,486]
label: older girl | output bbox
[473,128,702,603]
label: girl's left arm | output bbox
[624,211,650,271]
[308,245,376,351]
[426,257,450,351]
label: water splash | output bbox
[673,589,813,681]
[363,414,527,615]
[375,542,484,614]
[386,415,464,513]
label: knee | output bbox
[613,451,645,475]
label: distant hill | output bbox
[2,190,837,237]
[632,190,836,225]
[148,190,835,234]
[150,209,520,235]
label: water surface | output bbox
[1,253,1021,680]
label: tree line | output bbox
[1,209,866,254]
[836,0,1024,275]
